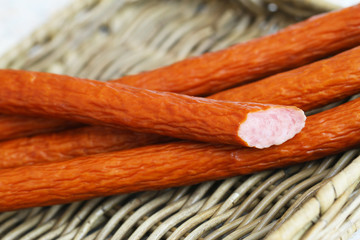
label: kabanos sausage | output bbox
[0,114,79,141]
[210,45,360,111]
[0,97,359,211]
[0,126,168,168]
[0,70,305,148]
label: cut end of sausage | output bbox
[238,107,306,149]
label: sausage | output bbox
[2,44,360,167]
[1,4,360,141]
[210,45,360,111]
[0,126,168,168]
[0,115,80,141]
[116,4,360,95]
[0,97,359,211]
[0,69,305,148]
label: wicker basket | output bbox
[0,0,359,239]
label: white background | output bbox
[0,0,71,56]
[0,0,359,239]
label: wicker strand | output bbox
[266,154,360,239]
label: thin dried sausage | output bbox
[0,70,305,148]
[0,115,79,141]
[210,45,360,111]
[0,126,168,168]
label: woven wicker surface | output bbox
[0,0,359,239]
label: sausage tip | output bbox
[238,107,306,149]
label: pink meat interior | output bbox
[238,107,306,149]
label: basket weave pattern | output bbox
[0,0,359,239]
